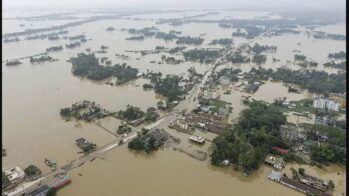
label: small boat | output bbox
[45,158,56,167]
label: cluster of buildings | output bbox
[2,166,71,196]
[170,113,231,135]
[313,93,346,112]
[267,170,332,196]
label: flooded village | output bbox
[2,3,346,196]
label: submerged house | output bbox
[75,138,96,152]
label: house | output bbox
[272,147,289,155]
[189,135,205,144]
[264,155,285,170]
[299,174,328,191]
[218,107,229,118]
[279,124,306,143]
[314,115,335,126]
[75,138,96,152]
[4,167,25,184]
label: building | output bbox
[326,100,340,111]
[279,124,306,143]
[272,147,289,155]
[27,185,50,196]
[329,93,346,109]
[264,155,285,170]
[313,97,327,109]
[218,107,229,118]
[314,115,335,126]
[189,135,205,144]
[75,138,96,152]
[267,170,283,182]
[313,97,340,112]
[300,174,328,191]
[4,167,25,184]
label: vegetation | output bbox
[69,53,138,83]
[210,101,287,172]
[24,165,41,177]
[323,61,346,70]
[143,83,153,89]
[117,105,145,121]
[154,75,184,101]
[60,100,110,121]
[128,129,168,153]
[161,55,182,64]
[270,68,346,93]
[227,52,250,63]
[30,55,54,63]
[176,36,204,45]
[251,43,277,54]
[69,34,85,40]
[209,38,233,46]
[65,42,81,49]
[183,48,221,63]
[106,27,115,31]
[117,125,132,135]
[168,46,186,54]
[252,54,267,64]
[232,29,247,37]
[5,60,22,66]
[328,51,346,59]
[46,45,63,52]
[125,35,145,40]
[294,54,307,61]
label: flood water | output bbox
[2,9,346,196]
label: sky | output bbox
[2,0,346,11]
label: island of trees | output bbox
[69,53,139,84]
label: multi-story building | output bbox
[312,97,327,109]
[326,100,340,111]
[313,97,340,111]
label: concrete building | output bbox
[4,167,25,184]
[264,155,285,170]
[326,100,340,111]
[314,115,335,126]
[313,97,340,112]
[279,124,306,143]
[312,97,327,109]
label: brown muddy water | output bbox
[2,10,346,196]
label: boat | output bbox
[44,158,57,167]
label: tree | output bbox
[24,165,41,177]
[46,188,57,196]
[328,180,335,190]
[157,101,164,110]
[298,168,305,176]
[290,167,299,180]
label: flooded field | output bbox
[2,8,346,196]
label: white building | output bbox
[4,167,26,184]
[326,100,340,111]
[313,97,340,112]
[313,97,327,109]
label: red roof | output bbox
[272,147,289,155]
